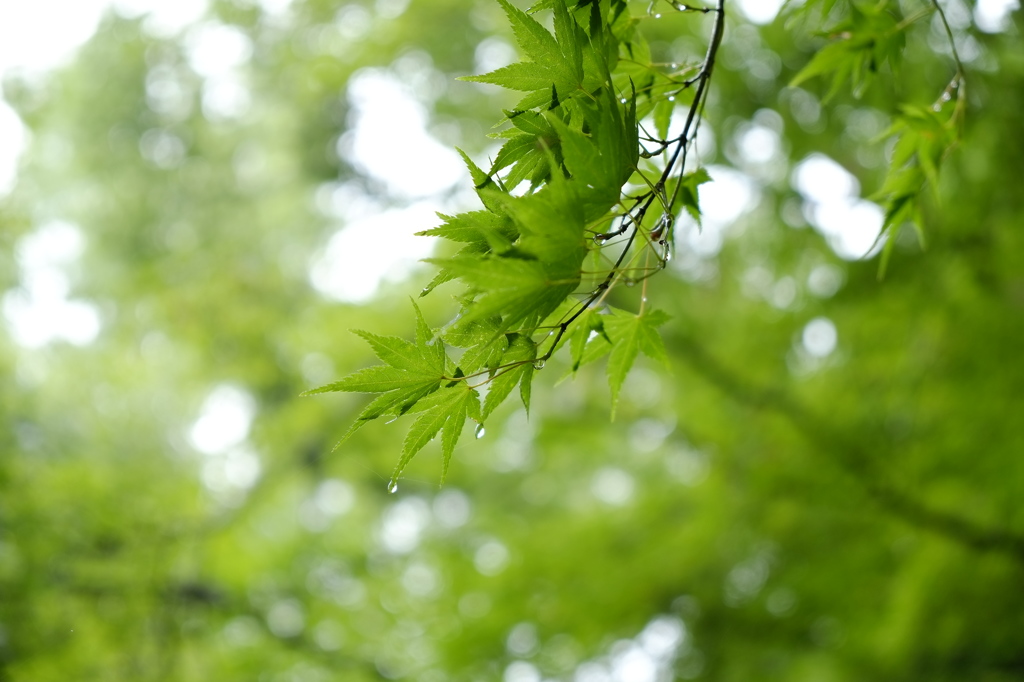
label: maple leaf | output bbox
[603,308,671,418]
[303,304,450,448]
[390,383,481,487]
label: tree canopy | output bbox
[1,1,1023,680]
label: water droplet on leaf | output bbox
[387,480,399,494]
[475,424,486,439]
[533,359,546,370]
[624,278,636,287]
[668,96,676,102]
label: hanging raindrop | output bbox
[475,424,486,439]
[387,480,399,494]
[624,278,637,288]
[533,359,546,370]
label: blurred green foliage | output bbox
[1,1,1023,681]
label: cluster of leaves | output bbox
[787,0,966,273]
[308,0,725,490]
[311,0,967,489]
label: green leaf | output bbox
[417,211,517,248]
[507,151,551,190]
[484,177,588,273]
[462,0,593,116]
[391,403,451,484]
[456,147,493,189]
[420,243,488,297]
[350,331,424,374]
[444,317,508,375]
[635,309,671,367]
[552,0,584,84]
[440,386,481,483]
[789,41,852,91]
[568,309,607,372]
[603,307,671,418]
[427,254,575,330]
[491,132,541,172]
[545,86,637,219]
[413,301,447,372]
[304,365,420,394]
[497,0,566,67]
[519,365,534,415]
[788,6,908,100]
[388,384,481,488]
[653,96,674,141]
[507,109,557,137]
[308,303,457,449]
[330,382,439,450]
[868,102,957,277]
[673,167,712,224]
[483,333,538,418]
[462,62,561,92]
[488,130,560,190]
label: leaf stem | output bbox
[930,0,965,85]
